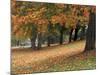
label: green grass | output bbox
[40,50,96,72]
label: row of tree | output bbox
[11,0,96,51]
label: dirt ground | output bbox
[11,41,95,74]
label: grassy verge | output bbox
[42,50,96,72]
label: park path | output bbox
[12,40,85,74]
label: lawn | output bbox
[11,40,96,74]
[43,50,96,72]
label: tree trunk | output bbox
[31,25,37,50]
[47,22,52,46]
[47,35,50,46]
[37,33,42,49]
[59,25,65,44]
[74,28,79,41]
[60,27,64,44]
[80,26,86,40]
[85,12,96,51]
[31,34,37,50]
[16,40,20,46]
[74,21,80,41]
[69,28,74,43]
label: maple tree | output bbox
[11,0,95,50]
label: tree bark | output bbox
[47,22,52,46]
[59,25,65,44]
[74,21,80,41]
[31,25,37,50]
[31,34,37,50]
[85,12,96,51]
[80,26,86,40]
[74,28,79,41]
[16,40,20,46]
[37,33,42,50]
[60,27,64,44]
[47,35,50,46]
[69,28,74,43]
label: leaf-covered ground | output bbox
[11,40,96,74]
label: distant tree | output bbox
[73,20,81,41]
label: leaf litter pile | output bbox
[11,41,96,74]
